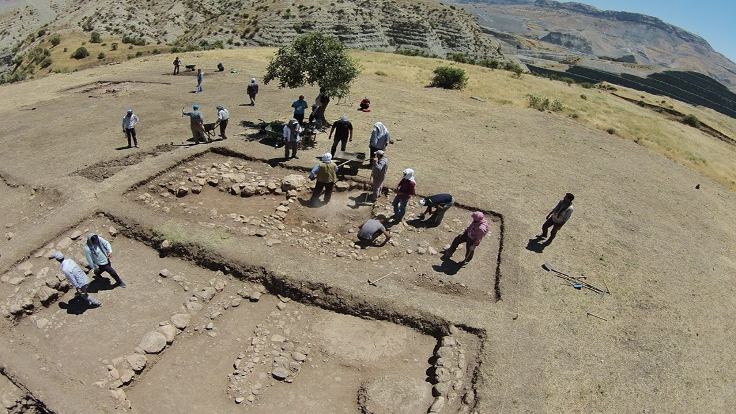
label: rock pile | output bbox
[428,327,477,414]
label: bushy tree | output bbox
[49,34,61,47]
[71,47,89,59]
[263,32,360,97]
[430,66,468,90]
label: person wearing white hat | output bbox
[247,78,259,105]
[52,251,101,308]
[392,168,416,221]
[282,119,303,159]
[309,153,338,206]
[370,150,388,202]
[121,108,140,148]
[216,105,230,140]
[328,115,353,157]
[419,193,454,226]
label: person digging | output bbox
[357,215,391,247]
[419,193,454,226]
[537,193,574,245]
[309,153,338,206]
[52,251,102,308]
[443,211,489,266]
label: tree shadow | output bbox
[432,257,464,276]
[526,236,547,253]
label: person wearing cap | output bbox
[121,109,140,148]
[419,193,455,226]
[292,95,309,125]
[216,105,230,140]
[391,168,416,221]
[52,251,101,307]
[309,153,338,206]
[84,233,126,288]
[369,122,392,166]
[196,68,204,93]
[328,115,353,157]
[537,193,575,244]
[282,119,303,159]
[357,215,391,247]
[247,78,259,105]
[370,150,388,202]
[443,212,489,265]
[182,104,207,144]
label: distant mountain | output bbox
[451,0,736,90]
[0,0,503,82]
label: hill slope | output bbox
[0,0,502,81]
[452,0,736,90]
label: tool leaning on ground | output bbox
[368,272,394,286]
[542,262,608,296]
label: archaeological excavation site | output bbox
[0,145,504,414]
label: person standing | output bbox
[309,153,338,206]
[443,212,489,265]
[419,193,455,226]
[391,168,416,221]
[196,69,204,93]
[216,105,230,140]
[357,215,391,247]
[328,115,353,156]
[182,104,207,144]
[52,251,101,307]
[173,57,181,75]
[369,122,392,165]
[84,233,126,288]
[121,109,139,148]
[370,150,388,202]
[538,193,575,244]
[292,95,309,125]
[247,78,259,105]
[282,119,302,159]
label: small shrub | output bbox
[63,47,68,52]
[71,47,89,59]
[128,45,133,49]
[39,57,52,68]
[683,114,701,128]
[581,82,594,89]
[375,70,387,76]
[49,34,61,47]
[550,99,564,112]
[606,128,616,135]
[135,50,144,57]
[570,113,579,119]
[580,94,588,100]
[430,66,468,90]
[111,42,118,51]
[97,52,106,59]
[90,32,102,43]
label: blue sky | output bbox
[569,0,736,62]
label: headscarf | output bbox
[216,105,224,110]
[86,233,106,253]
[127,108,133,113]
[251,78,257,84]
[52,251,65,261]
[373,122,388,138]
[466,212,489,244]
[341,115,348,122]
[375,150,384,157]
[193,104,200,110]
[402,168,415,182]
[322,153,332,163]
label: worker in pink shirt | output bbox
[443,211,489,265]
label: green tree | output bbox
[430,66,468,90]
[71,47,89,59]
[263,32,360,98]
[49,34,61,47]
[90,32,102,43]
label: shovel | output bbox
[368,272,394,286]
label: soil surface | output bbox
[0,48,734,413]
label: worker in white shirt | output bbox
[122,109,140,148]
[52,251,101,308]
[282,119,302,159]
[216,105,230,140]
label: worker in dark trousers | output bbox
[309,153,338,206]
[121,109,139,148]
[328,115,353,156]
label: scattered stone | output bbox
[108,226,119,237]
[157,324,177,343]
[119,369,135,385]
[35,317,50,330]
[230,298,242,307]
[206,322,214,330]
[428,246,438,255]
[69,230,82,240]
[35,286,58,305]
[171,313,191,329]
[270,334,286,343]
[191,185,203,194]
[186,301,203,312]
[249,291,262,302]
[161,240,172,249]
[139,331,167,354]
[266,238,282,247]
[196,287,217,302]
[4,232,14,240]
[159,269,171,278]
[276,302,287,311]
[126,353,147,373]
[235,396,244,404]
[335,181,350,192]
[176,187,189,197]
[281,174,306,191]
[271,367,289,380]
[292,352,307,362]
